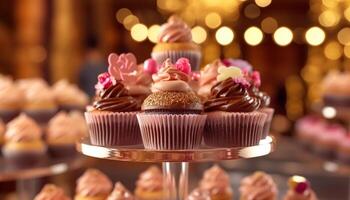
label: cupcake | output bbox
[240,171,277,200]
[295,116,326,146]
[107,182,135,200]
[337,134,350,163]
[69,111,88,138]
[17,78,49,92]
[46,112,80,157]
[137,58,206,150]
[135,166,163,200]
[203,66,266,147]
[2,114,46,166]
[198,165,233,200]
[34,184,71,200]
[23,83,58,124]
[321,71,350,107]
[0,77,23,122]
[75,168,113,200]
[53,80,89,112]
[283,176,318,200]
[85,53,142,146]
[0,119,5,147]
[197,59,225,100]
[152,15,201,71]
[187,188,211,200]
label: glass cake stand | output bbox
[77,136,275,200]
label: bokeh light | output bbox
[273,27,293,46]
[337,28,350,45]
[116,8,132,23]
[344,7,350,22]
[261,17,278,33]
[318,10,340,27]
[147,24,160,43]
[255,0,272,7]
[191,26,207,44]
[131,24,148,42]
[205,12,222,29]
[244,4,261,19]
[123,15,139,30]
[324,41,342,60]
[344,45,350,58]
[244,26,264,46]
[215,26,234,45]
[305,26,325,46]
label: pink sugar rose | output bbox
[175,58,191,75]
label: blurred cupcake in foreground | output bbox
[198,59,225,100]
[187,188,210,200]
[240,171,277,200]
[34,184,71,200]
[107,182,135,200]
[85,53,141,146]
[138,58,206,150]
[135,166,163,200]
[284,176,318,200]
[199,165,233,200]
[203,66,266,147]
[2,114,46,166]
[75,169,113,200]
[53,80,89,111]
[69,111,88,138]
[0,77,23,122]
[152,15,201,71]
[23,83,57,124]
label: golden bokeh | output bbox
[324,41,342,60]
[205,12,222,29]
[261,17,278,33]
[337,27,350,45]
[191,26,207,44]
[215,26,234,46]
[244,4,261,19]
[305,26,325,46]
[255,0,272,8]
[273,27,293,46]
[116,8,132,23]
[244,26,264,46]
[131,23,148,42]
[123,15,139,30]
[147,24,160,43]
[318,10,340,27]
[344,45,350,58]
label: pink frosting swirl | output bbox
[69,111,88,137]
[47,112,80,142]
[34,184,71,200]
[158,15,192,43]
[198,60,224,97]
[199,165,232,196]
[5,114,42,142]
[136,166,163,192]
[76,169,113,197]
[240,171,277,200]
[107,182,135,200]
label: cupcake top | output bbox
[284,176,318,200]
[47,112,79,143]
[76,169,113,197]
[321,71,350,96]
[5,114,42,142]
[204,66,261,112]
[318,123,346,142]
[199,60,224,87]
[158,15,192,43]
[69,111,88,137]
[240,171,277,200]
[107,182,135,200]
[24,84,57,110]
[53,80,89,107]
[136,166,163,192]
[34,184,71,200]
[17,78,49,92]
[0,79,24,109]
[222,58,253,73]
[142,58,203,113]
[199,165,232,196]
[186,188,211,200]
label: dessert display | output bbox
[135,166,164,200]
[152,15,201,71]
[107,182,135,200]
[85,53,142,146]
[295,115,326,146]
[203,65,266,147]
[75,168,113,200]
[198,165,233,200]
[2,114,47,166]
[284,176,318,200]
[53,80,89,112]
[239,171,278,200]
[34,184,71,200]
[0,76,23,122]
[137,58,206,150]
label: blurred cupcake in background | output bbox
[46,112,80,157]
[17,78,49,92]
[34,184,71,200]
[75,168,113,200]
[0,77,23,122]
[0,119,5,147]
[240,171,278,200]
[337,134,350,163]
[198,59,225,100]
[198,165,233,200]
[186,188,210,200]
[152,15,201,71]
[69,111,88,138]
[295,116,326,147]
[221,58,253,72]
[284,176,318,200]
[107,182,135,200]
[135,166,163,200]
[23,83,58,124]
[53,80,89,112]
[2,114,46,167]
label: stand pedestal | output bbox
[163,162,189,200]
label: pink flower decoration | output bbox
[95,72,115,90]
[108,53,138,82]
[233,77,251,88]
[175,58,191,75]
[143,58,159,75]
[191,72,200,81]
[251,71,261,87]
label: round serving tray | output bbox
[76,136,275,162]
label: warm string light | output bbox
[273,27,293,46]
[215,26,234,45]
[244,26,264,46]
[305,26,326,46]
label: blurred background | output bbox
[0,0,350,199]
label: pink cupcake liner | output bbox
[151,50,201,71]
[85,112,142,146]
[203,111,267,147]
[137,113,207,150]
[259,108,274,139]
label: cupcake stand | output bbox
[0,155,85,200]
[77,136,275,200]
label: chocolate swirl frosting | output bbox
[250,87,271,107]
[93,81,139,112]
[204,78,261,112]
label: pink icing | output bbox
[317,124,346,143]
[233,77,251,88]
[5,114,42,142]
[96,72,116,90]
[199,165,232,195]
[153,59,190,83]
[175,58,191,75]
[158,15,192,43]
[76,169,112,197]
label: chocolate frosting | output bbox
[93,81,139,112]
[250,87,271,107]
[204,78,261,112]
